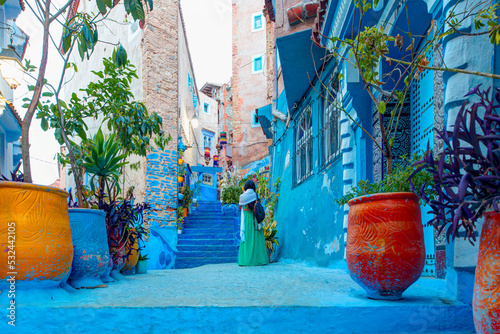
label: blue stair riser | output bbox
[181,227,234,234]
[175,257,237,268]
[183,220,237,226]
[176,250,238,259]
[177,245,238,252]
[178,234,237,241]
[177,238,236,246]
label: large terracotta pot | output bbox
[347,192,425,300]
[473,210,500,334]
[67,209,109,289]
[121,238,139,273]
[0,181,73,289]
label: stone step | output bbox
[177,238,236,246]
[177,244,239,253]
[175,257,237,268]
[181,227,234,235]
[6,264,475,333]
[183,218,237,225]
[178,231,235,239]
[176,250,238,259]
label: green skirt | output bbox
[238,210,269,266]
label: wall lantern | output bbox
[204,147,211,166]
[213,155,219,167]
[219,131,227,148]
[191,112,198,129]
[0,45,24,89]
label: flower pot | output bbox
[67,209,109,289]
[178,193,184,201]
[121,238,139,273]
[0,181,73,289]
[178,176,184,183]
[177,228,183,234]
[182,207,188,217]
[178,158,184,165]
[346,192,425,300]
[473,210,500,334]
[136,260,148,274]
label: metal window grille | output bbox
[320,73,341,168]
[294,106,313,185]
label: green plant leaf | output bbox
[96,0,107,14]
[378,100,386,114]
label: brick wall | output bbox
[142,0,180,227]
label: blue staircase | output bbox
[175,201,239,269]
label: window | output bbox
[202,173,213,186]
[203,134,213,149]
[252,13,264,32]
[252,55,264,74]
[294,106,313,185]
[319,73,341,168]
[251,110,260,127]
[203,102,210,115]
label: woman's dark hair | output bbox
[244,180,256,191]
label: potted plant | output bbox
[136,253,149,275]
[177,207,185,234]
[334,154,434,300]
[410,86,500,334]
[0,0,152,290]
[36,55,169,287]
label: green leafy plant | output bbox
[11,0,154,184]
[335,154,435,206]
[176,206,185,230]
[138,253,149,261]
[221,185,243,204]
[37,55,170,207]
[180,186,193,209]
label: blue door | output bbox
[410,30,436,277]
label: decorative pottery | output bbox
[0,181,73,289]
[177,228,183,234]
[136,260,148,274]
[178,176,184,183]
[473,210,500,334]
[346,192,425,300]
[178,158,184,165]
[121,238,139,272]
[67,209,109,289]
[100,257,114,283]
[182,207,188,217]
[178,193,184,201]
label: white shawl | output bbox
[238,189,257,242]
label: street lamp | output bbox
[0,45,24,89]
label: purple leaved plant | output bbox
[410,85,500,243]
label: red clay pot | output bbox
[473,210,500,334]
[347,192,425,300]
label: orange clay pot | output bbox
[178,158,184,165]
[473,210,500,334]
[178,176,184,184]
[121,238,139,273]
[182,207,188,217]
[347,192,425,300]
[0,181,73,288]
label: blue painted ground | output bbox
[0,262,475,333]
[176,201,239,269]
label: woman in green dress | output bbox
[238,180,269,266]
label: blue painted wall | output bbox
[271,59,357,267]
[145,149,179,269]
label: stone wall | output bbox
[143,0,180,228]
[231,0,270,168]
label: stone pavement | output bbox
[1,262,475,333]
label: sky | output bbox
[12,0,232,185]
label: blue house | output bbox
[263,0,499,296]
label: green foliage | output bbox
[221,185,243,204]
[180,186,193,209]
[335,154,435,206]
[138,253,149,261]
[83,128,128,193]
